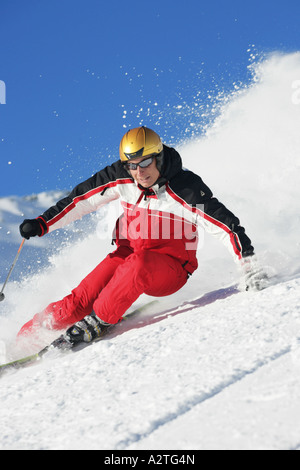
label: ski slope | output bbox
[0,52,300,450]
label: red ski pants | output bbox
[19,246,188,334]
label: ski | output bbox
[0,347,48,373]
[0,284,241,376]
[0,300,158,376]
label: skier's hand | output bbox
[19,219,43,239]
[241,256,269,291]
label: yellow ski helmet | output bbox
[119,126,163,162]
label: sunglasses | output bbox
[125,156,155,171]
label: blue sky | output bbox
[1,0,300,196]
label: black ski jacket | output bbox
[37,145,254,275]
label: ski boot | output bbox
[51,312,112,350]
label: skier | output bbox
[18,126,265,348]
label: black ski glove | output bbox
[19,219,43,239]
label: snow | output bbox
[1,52,300,450]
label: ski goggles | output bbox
[125,155,155,171]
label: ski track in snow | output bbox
[1,52,300,450]
[120,350,290,449]
[1,277,300,450]
[119,280,300,450]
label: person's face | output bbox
[126,155,160,188]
